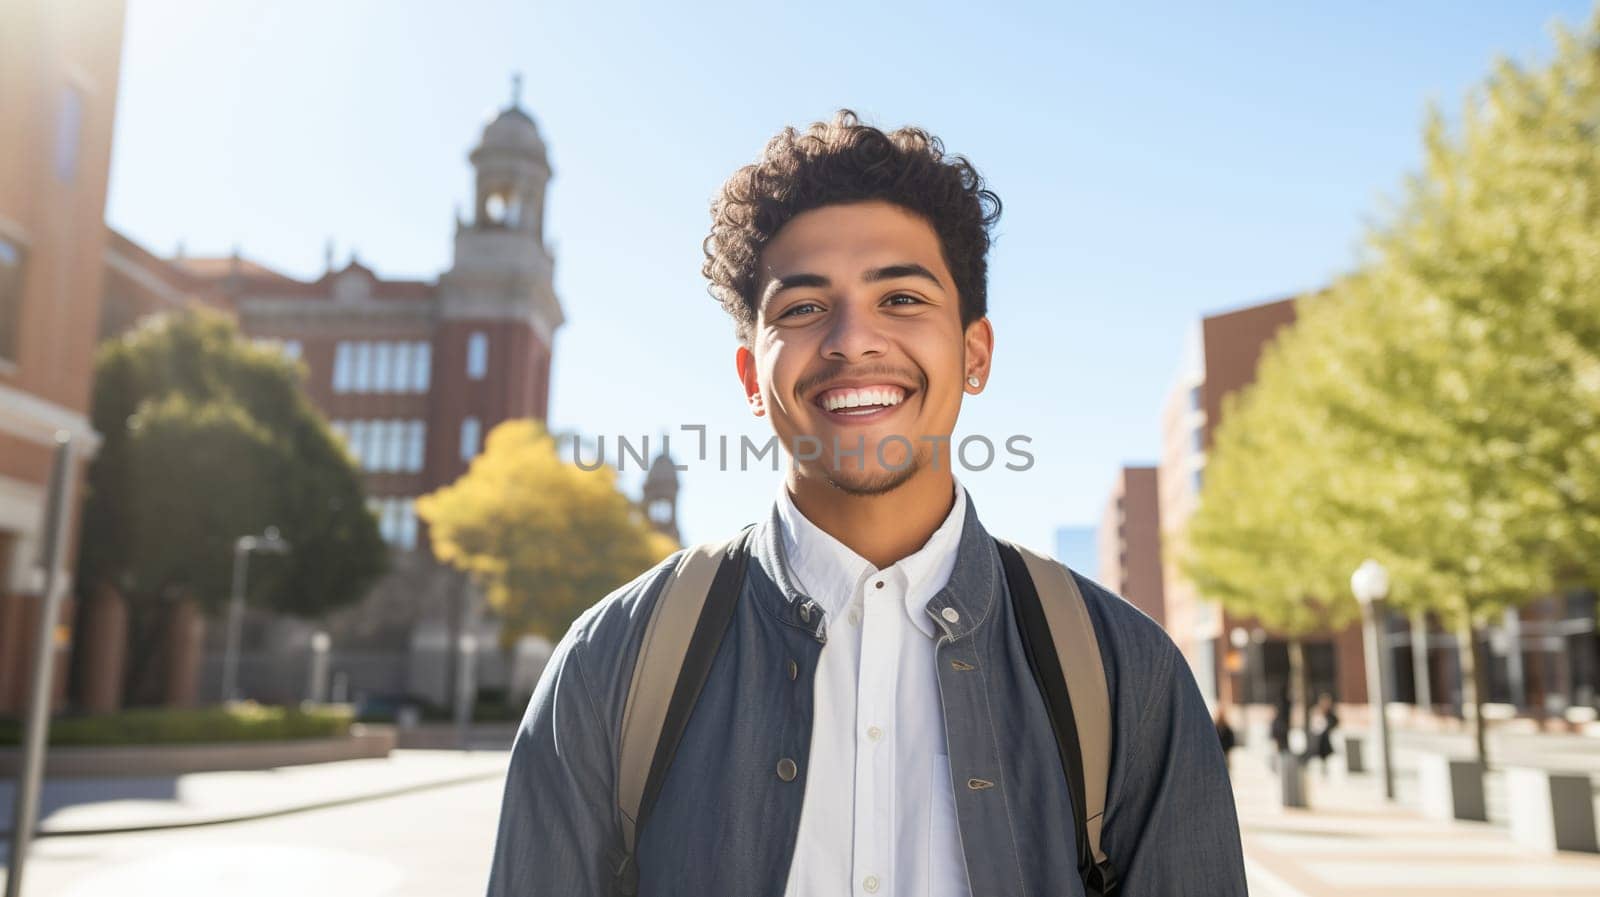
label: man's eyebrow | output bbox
[760,272,830,309]
[863,263,944,289]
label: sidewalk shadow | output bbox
[0,776,180,836]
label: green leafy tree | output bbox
[417,419,679,645]
[1184,9,1600,764]
[77,307,387,703]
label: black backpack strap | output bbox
[612,524,753,895]
[996,538,1118,896]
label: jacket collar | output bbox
[748,482,1002,643]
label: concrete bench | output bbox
[1417,753,1486,822]
[1343,734,1366,774]
[1277,751,1308,808]
[1506,767,1599,854]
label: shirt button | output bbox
[941,607,961,624]
[863,875,880,893]
[866,725,883,742]
[848,608,861,626]
[776,758,798,781]
[874,580,884,589]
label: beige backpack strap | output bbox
[1010,543,1112,871]
[616,538,731,855]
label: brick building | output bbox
[1143,293,1600,722]
[0,0,127,714]
[1154,296,1370,708]
[163,92,565,707]
[1097,466,1164,627]
[86,83,689,713]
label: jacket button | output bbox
[777,758,798,781]
[787,659,798,680]
[941,607,961,624]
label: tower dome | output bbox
[463,74,552,240]
[477,104,546,158]
[640,445,681,544]
[646,450,679,490]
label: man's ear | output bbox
[963,316,995,392]
[735,344,765,416]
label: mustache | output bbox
[793,363,926,400]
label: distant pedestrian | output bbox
[1214,704,1237,772]
[1269,692,1291,771]
[1302,693,1339,778]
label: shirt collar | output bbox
[774,476,968,637]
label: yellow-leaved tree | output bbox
[417,419,680,644]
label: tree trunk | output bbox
[1456,618,1488,768]
[122,593,172,707]
[1410,610,1432,714]
[443,574,468,711]
[1289,637,1308,747]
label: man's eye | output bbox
[780,302,823,318]
[885,293,924,306]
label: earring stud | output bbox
[967,375,981,388]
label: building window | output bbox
[282,339,302,362]
[0,236,23,363]
[1192,466,1205,494]
[352,342,373,392]
[648,499,672,524]
[369,496,420,550]
[333,342,352,392]
[399,498,418,549]
[1188,384,1203,413]
[405,420,426,472]
[372,342,393,392]
[55,85,84,182]
[467,331,488,380]
[385,419,407,471]
[392,342,413,392]
[411,341,431,392]
[460,416,481,462]
[1191,427,1205,455]
[346,420,368,467]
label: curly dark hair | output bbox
[702,109,1002,345]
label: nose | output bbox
[818,299,888,363]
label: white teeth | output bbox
[821,387,905,412]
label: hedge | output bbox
[0,702,354,747]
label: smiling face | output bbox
[736,200,993,495]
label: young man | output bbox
[486,111,1246,896]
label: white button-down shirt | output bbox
[778,477,972,897]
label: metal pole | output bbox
[6,433,74,897]
[1374,600,1396,800]
[1361,599,1397,800]
[308,631,330,704]
[1502,607,1525,712]
[221,541,249,702]
[1248,639,1260,709]
[1410,610,1432,714]
[454,634,478,750]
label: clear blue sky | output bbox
[107,0,1594,551]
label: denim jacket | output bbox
[485,491,1247,896]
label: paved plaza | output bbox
[2,724,1599,895]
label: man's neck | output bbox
[784,465,957,570]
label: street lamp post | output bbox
[1250,628,1268,714]
[455,633,479,749]
[221,527,290,702]
[1229,626,1251,705]
[1352,558,1396,800]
